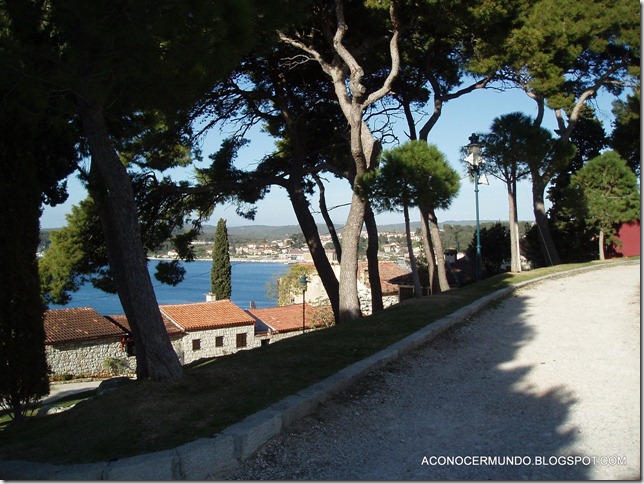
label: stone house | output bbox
[44,307,133,378]
[45,298,338,378]
[158,300,258,364]
[293,261,404,315]
[105,312,184,364]
[44,300,260,376]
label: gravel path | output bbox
[227,263,640,480]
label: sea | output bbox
[47,260,291,316]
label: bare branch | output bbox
[278,31,334,77]
[364,0,402,108]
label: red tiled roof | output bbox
[160,300,255,331]
[44,307,125,345]
[357,261,406,295]
[246,304,321,333]
[107,313,183,336]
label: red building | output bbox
[609,221,641,258]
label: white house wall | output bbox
[177,325,259,365]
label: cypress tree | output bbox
[210,219,232,300]
[0,158,50,425]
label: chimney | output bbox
[206,293,217,302]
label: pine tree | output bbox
[0,160,50,425]
[571,151,640,260]
[210,219,232,300]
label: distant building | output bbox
[246,303,328,344]
[609,221,640,258]
[289,261,405,314]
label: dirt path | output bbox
[228,263,640,480]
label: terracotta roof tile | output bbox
[246,304,321,333]
[44,307,125,345]
[160,300,255,331]
[106,313,183,336]
[357,261,407,295]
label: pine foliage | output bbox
[570,151,640,251]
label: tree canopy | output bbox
[570,151,640,260]
[211,219,232,300]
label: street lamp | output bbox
[299,274,309,333]
[465,133,486,281]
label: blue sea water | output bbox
[48,260,290,315]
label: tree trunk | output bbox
[337,116,381,321]
[598,229,605,260]
[288,184,340,320]
[338,189,365,321]
[280,0,399,322]
[508,181,522,273]
[419,208,437,293]
[314,174,342,263]
[79,101,183,382]
[426,207,450,292]
[364,203,383,312]
[531,176,561,266]
[403,204,423,297]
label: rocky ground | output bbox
[227,263,640,480]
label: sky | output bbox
[40,85,619,230]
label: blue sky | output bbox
[40,86,619,230]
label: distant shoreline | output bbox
[148,257,294,264]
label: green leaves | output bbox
[365,140,460,213]
[210,219,232,300]
[570,150,640,245]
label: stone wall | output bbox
[176,324,259,365]
[46,323,335,377]
[46,339,135,378]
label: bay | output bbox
[48,260,291,316]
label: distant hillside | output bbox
[200,224,330,241]
[43,220,513,247]
[207,220,503,240]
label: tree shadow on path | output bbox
[343,293,591,480]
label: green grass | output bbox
[0,259,635,465]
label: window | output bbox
[192,339,201,351]
[236,333,247,348]
[215,336,224,347]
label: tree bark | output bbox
[419,208,437,293]
[508,180,522,272]
[598,229,605,260]
[364,203,383,312]
[426,207,450,292]
[339,190,366,320]
[531,175,561,266]
[79,100,183,382]
[403,204,422,297]
[314,173,342,263]
[288,184,340,320]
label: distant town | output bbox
[39,220,517,263]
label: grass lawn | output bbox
[0,259,634,465]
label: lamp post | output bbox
[299,274,309,333]
[465,133,486,281]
